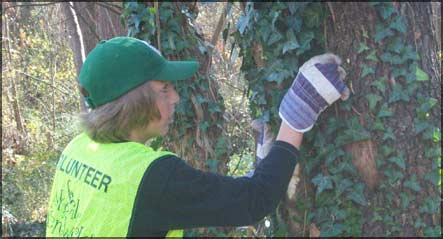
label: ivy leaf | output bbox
[237,14,250,35]
[389,16,407,34]
[419,197,439,214]
[329,160,358,176]
[365,93,383,111]
[266,72,284,84]
[382,127,396,141]
[270,10,280,31]
[379,3,396,20]
[377,103,393,118]
[267,30,283,45]
[423,170,440,186]
[296,31,314,56]
[371,77,387,94]
[399,192,415,209]
[347,183,368,206]
[361,64,375,78]
[401,45,418,62]
[357,42,370,54]
[336,178,353,196]
[199,121,210,132]
[312,173,333,196]
[416,67,429,81]
[413,118,431,134]
[417,97,437,113]
[423,226,442,237]
[381,145,395,157]
[362,28,369,38]
[389,84,409,103]
[383,167,404,184]
[391,67,408,78]
[320,224,343,237]
[365,50,379,62]
[282,30,300,54]
[380,52,403,64]
[371,118,385,131]
[387,37,404,53]
[388,154,406,170]
[342,117,372,143]
[374,23,394,42]
[325,148,344,166]
[404,174,421,192]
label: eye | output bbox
[160,83,169,93]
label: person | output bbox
[46,36,349,237]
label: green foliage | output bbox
[122,2,228,171]
[312,173,333,195]
[233,2,327,132]
[232,1,441,237]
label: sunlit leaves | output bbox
[357,42,370,54]
[365,50,379,62]
[415,67,429,81]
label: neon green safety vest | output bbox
[46,133,183,237]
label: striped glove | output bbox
[246,120,274,177]
[279,53,350,133]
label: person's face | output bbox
[145,80,180,137]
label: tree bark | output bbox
[323,2,441,237]
[61,2,127,112]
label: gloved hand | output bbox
[246,120,275,177]
[279,53,350,133]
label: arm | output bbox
[128,142,299,235]
[276,121,303,150]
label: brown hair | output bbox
[78,81,160,143]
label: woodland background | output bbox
[1,2,441,237]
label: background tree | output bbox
[122,2,230,175]
[61,2,126,111]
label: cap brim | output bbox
[155,60,199,81]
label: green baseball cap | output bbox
[78,36,199,109]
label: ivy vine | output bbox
[121,2,229,173]
[233,1,441,237]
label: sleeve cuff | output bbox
[272,140,300,160]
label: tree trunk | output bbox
[61,2,127,112]
[321,2,441,237]
[233,2,440,237]
[123,2,230,175]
